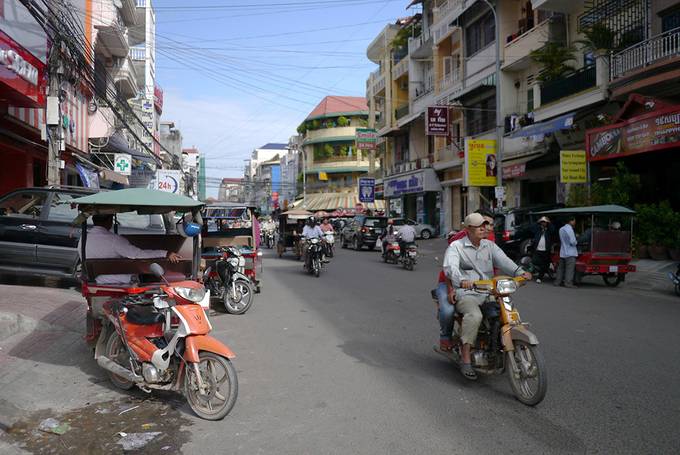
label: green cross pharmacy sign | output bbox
[114,154,132,176]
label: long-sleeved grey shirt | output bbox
[443,236,522,300]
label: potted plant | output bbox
[529,42,577,83]
[337,116,349,127]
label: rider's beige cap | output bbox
[463,213,488,227]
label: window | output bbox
[466,12,495,56]
[47,193,81,222]
[526,74,535,112]
[0,191,47,219]
[662,8,680,32]
[466,94,496,136]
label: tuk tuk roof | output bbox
[535,205,635,215]
[281,209,313,217]
[70,188,204,214]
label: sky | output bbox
[155,0,416,196]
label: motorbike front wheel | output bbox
[224,279,254,315]
[405,259,414,271]
[313,258,321,277]
[507,340,547,406]
[184,352,238,420]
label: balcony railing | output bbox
[392,57,409,80]
[395,103,410,120]
[408,29,432,56]
[439,68,461,91]
[611,26,680,80]
[313,155,362,164]
[129,46,145,61]
[385,157,433,177]
[540,65,596,105]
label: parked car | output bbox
[493,204,562,260]
[0,187,167,280]
[392,218,435,239]
[340,215,387,250]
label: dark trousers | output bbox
[532,250,551,279]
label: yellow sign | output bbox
[560,150,587,183]
[464,139,497,187]
[318,171,328,181]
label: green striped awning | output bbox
[290,191,385,211]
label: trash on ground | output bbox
[117,432,162,451]
[118,405,139,415]
[141,423,156,430]
[38,418,71,435]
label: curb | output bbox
[0,312,57,343]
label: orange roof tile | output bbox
[306,96,368,120]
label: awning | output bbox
[396,111,423,128]
[510,112,575,138]
[501,152,546,179]
[290,192,385,211]
[97,132,159,165]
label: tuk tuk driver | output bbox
[443,213,531,380]
[82,214,182,285]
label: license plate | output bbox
[375,228,382,234]
[609,266,618,273]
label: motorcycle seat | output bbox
[126,304,164,325]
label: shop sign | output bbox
[560,150,587,183]
[384,169,442,198]
[155,170,182,194]
[0,31,46,106]
[114,154,132,176]
[154,84,164,114]
[355,128,377,150]
[503,163,526,178]
[358,177,375,203]
[464,139,496,187]
[586,106,680,161]
[426,106,449,136]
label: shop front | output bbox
[586,96,680,210]
[384,168,442,232]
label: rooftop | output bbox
[258,143,289,150]
[306,96,369,120]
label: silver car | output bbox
[392,218,435,239]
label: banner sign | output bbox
[560,150,587,183]
[464,139,496,187]
[114,153,132,176]
[503,162,526,179]
[426,106,449,136]
[75,164,100,189]
[355,128,377,150]
[586,106,680,161]
[156,170,182,194]
[358,177,375,203]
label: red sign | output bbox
[503,163,526,178]
[0,30,46,107]
[426,106,449,136]
[586,105,680,161]
[154,84,163,114]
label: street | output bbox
[1,241,680,454]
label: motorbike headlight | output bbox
[174,286,207,303]
[496,279,518,295]
[238,256,246,267]
[227,257,239,267]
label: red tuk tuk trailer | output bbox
[536,205,636,287]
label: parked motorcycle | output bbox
[304,237,323,277]
[669,263,680,297]
[323,232,335,259]
[204,246,254,314]
[98,263,238,420]
[433,276,547,406]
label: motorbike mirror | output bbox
[150,263,165,278]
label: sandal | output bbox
[439,338,454,352]
[460,363,477,381]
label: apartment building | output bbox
[218,178,245,203]
[243,143,288,207]
[368,0,680,233]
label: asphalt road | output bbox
[182,241,680,454]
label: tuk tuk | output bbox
[201,202,262,292]
[536,205,636,287]
[72,189,239,420]
[276,209,313,259]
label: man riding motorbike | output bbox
[443,212,531,380]
[302,216,324,270]
[381,219,397,256]
[396,222,417,257]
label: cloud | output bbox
[160,88,302,197]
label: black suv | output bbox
[340,215,387,251]
[0,187,167,280]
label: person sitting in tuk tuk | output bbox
[82,214,182,285]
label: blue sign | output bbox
[358,177,375,203]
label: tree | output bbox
[337,116,349,127]
[590,162,640,206]
[575,23,617,54]
[530,42,577,83]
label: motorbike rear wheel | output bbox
[105,331,135,390]
[675,283,680,297]
[184,352,238,420]
[405,259,414,271]
[602,273,624,287]
[506,340,547,406]
[224,279,254,315]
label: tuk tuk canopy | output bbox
[535,205,635,215]
[70,188,204,215]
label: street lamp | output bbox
[479,0,504,208]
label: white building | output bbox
[243,143,288,205]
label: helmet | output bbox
[307,216,316,226]
[178,221,201,237]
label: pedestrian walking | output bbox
[555,216,578,288]
[531,216,553,283]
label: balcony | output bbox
[119,0,137,26]
[112,56,139,99]
[95,22,128,57]
[432,0,470,32]
[392,57,409,80]
[439,67,461,93]
[540,65,596,106]
[395,103,410,120]
[408,29,433,59]
[434,140,464,167]
[385,157,433,177]
[503,15,566,71]
[129,45,145,61]
[368,68,386,96]
[611,27,680,80]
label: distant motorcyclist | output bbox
[302,216,323,269]
[381,219,397,255]
[396,222,417,257]
[320,218,334,233]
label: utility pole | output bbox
[45,6,64,186]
